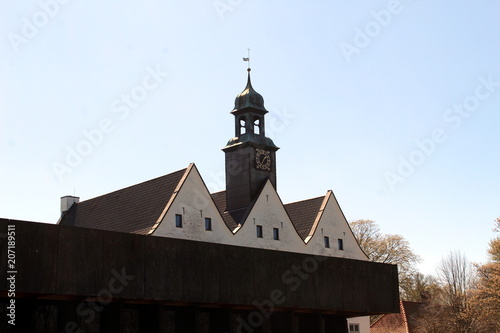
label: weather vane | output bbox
[243,48,251,72]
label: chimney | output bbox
[61,195,79,213]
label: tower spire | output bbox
[223,60,279,211]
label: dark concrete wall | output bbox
[0,219,399,316]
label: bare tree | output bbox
[413,302,454,333]
[402,272,441,303]
[437,251,478,333]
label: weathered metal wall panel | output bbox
[56,226,103,296]
[315,256,344,310]
[368,259,399,312]
[183,240,222,304]
[101,230,145,298]
[145,236,185,301]
[0,220,399,315]
[219,244,255,305]
[5,221,58,295]
[341,259,370,312]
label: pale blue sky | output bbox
[1,0,499,275]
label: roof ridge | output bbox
[284,195,325,206]
[400,300,410,333]
[210,189,226,196]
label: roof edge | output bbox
[147,163,194,235]
[304,191,331,243]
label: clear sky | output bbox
[1,0,499,275]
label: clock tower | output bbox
[223,69,279,211]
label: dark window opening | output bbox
[205,218,212,231]
[175,214,182,228]
[253,117,260,135]
[324,236,330,248]
[338,238,344,251]
[256,225,263,238]
[273,228,279,240]
[239,118,246,135]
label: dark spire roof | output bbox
[232,70,268,114]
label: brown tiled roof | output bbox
[59,168,187,234]
[59,167,326,240]
[401,301,424,332]
[370,301,424,333]
[284,196,325,240]
[211,191,247,231]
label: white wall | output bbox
[347,316,370,333]
[152,164,234,243]
[307,191,368,261]
[231,180,307,253]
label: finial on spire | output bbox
[243,48,251,72]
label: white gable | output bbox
[232,179,307,253]
[150,165,367,261]
[306,191,368,260]
[152,164,234,242]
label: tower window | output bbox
[273,228,279,240]
[253,117,260,135]
[324,236,330,248]
[256,225,263,238]
[205,217,212,231]
[175,214,182,228]
[239,117,246,135]
[338,238,344,251]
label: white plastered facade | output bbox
[152,163,367,261]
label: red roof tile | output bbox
[371,301,424,333]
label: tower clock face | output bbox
[255,149,271,170]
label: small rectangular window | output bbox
[175,214,182,228]
[273,228,279,240]
[338,238,344,251]
[349,323,359,332]
[205,217,212,231]
[256,225,263,238]
[324,236,330,248]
